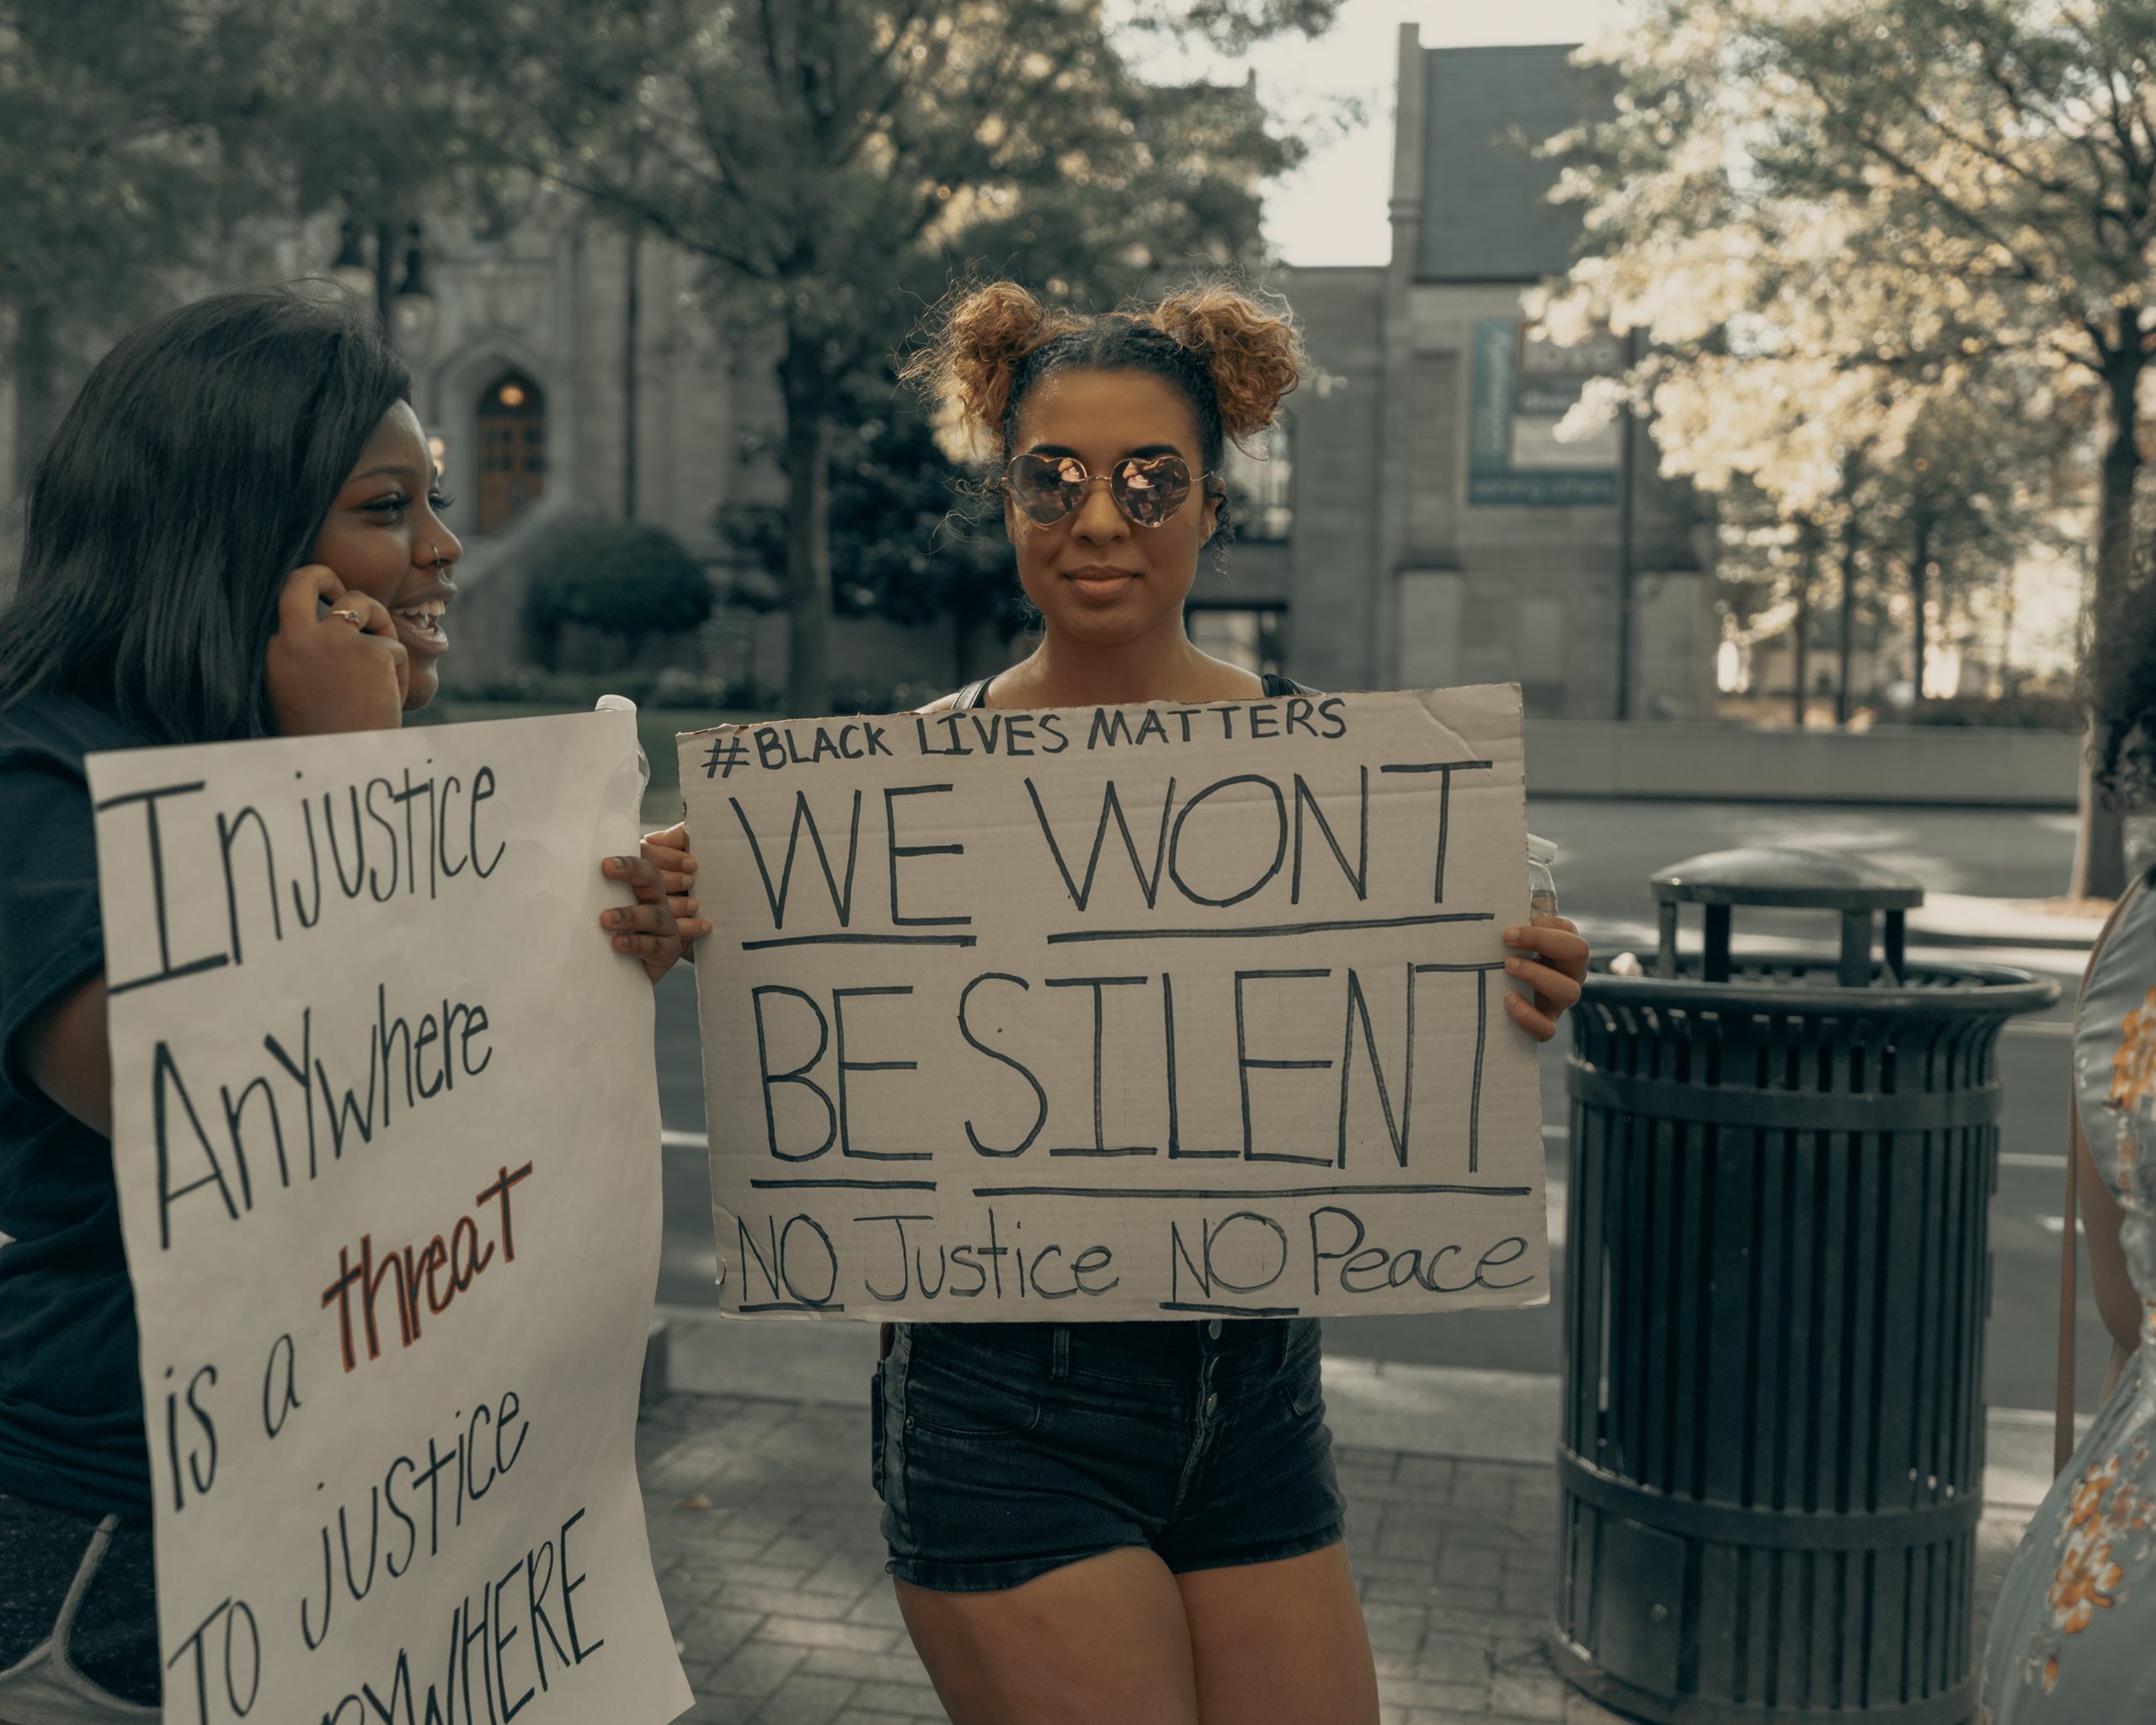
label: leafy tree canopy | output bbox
[452,0,1334,711]
[1535,0,2153,884]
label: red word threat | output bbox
[321,1162,534,1373]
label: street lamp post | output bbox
[329,220,375,311]
[329,219,436,355]
[391,225,437,354]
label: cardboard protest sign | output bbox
[680,684,1548,1322]
[88,710,691,1725]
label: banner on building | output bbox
[88,710,691,1725]
[681,684,1550,1323]
[1469,318,1623,507]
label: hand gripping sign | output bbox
[88,709,691,1725]
[680,685,1550,1323]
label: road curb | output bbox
[1907,925,2098,953]
[1908,894,2105,952]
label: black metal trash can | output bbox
[1551,849,2059,1725]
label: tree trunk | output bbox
[1909,515,1933,702]
[12,302,61,499]
[779,325,834,718]
[2070,323,2146,900]
[1835,468,1861,727]
[1792,526,1816,728]
[1995,563,2017,695]
[374,220,397,332]
[622,223,639,520]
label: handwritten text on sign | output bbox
[88,711,691,1725]
[681,685,1549,1322]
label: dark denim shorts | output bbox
[873,1317,1345,1593]
[0,1492,160,1717]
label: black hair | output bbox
[0,284,412,744]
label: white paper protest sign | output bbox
[88,709,691,1725]
[680,684,1549,1322]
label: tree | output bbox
[719,392,1023,680]
[248,3,528,282]
[1538,0,2155,894]
[1870,392,2078,698]
[526,518,713,668]
[0,0,528,505]
[456,0,1331,715]
[0,0,261,493]
[1710,479,1824,724]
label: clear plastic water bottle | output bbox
[1527,833,1560,918]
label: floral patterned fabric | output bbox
[1983,880,2156,1719]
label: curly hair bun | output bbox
[1150,285,1304,446]
[902,283,1083,457]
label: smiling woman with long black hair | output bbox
[0,285,703,1724]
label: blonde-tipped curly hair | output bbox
[900,280,1304,483]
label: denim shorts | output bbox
[0,1493,160,1721]
[873,1317,1345,1593]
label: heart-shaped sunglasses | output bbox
[1004,451,1206,530]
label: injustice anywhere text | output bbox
[88,709,691,1725]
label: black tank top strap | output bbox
[953,676,995,710]
[1262,670,1321,697]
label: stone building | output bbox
[1203,28,1716,713]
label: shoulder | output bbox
[921,676,996,714]
[0,700,134,1103]
[0,692,144,777]
[0,695,146,850]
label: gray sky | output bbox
[1137,0,1632,266]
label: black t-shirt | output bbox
[0,692,152,1515]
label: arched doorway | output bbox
[476,371,547,532]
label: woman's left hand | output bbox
[1501,916,1588,1043]
[599,822,712,984]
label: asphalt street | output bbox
[652,796,2105,1416]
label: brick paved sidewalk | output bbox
[637,1389,2029,1725]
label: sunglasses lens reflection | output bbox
[1011,454,1082,525]
[1113,457,1190,526]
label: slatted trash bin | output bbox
[1551,849,2058,1725]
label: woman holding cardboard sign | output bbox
[821,282,1589,1725]
[0,286,706,1723]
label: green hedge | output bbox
[524,521,715,665]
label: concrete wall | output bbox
[1369,281,1714,721]
[1524,719,2081,806]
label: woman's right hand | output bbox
[264,564,408,736]
[640,821,710,966]
[598,823,711,983]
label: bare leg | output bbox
[1178,1541,1379,1725]
[897,1546,1203,1725]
